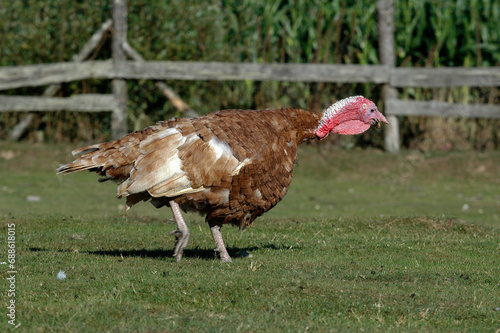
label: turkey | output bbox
[57,95,388,262]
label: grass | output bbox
[0,142,499,332]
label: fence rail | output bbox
[385,99,500,119]
[0,61,113,91]
[0,94,115,112]
[389,67,500,87]
[2,61,500,91]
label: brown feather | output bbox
[58,108,321,227]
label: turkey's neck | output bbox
[277,109,322,144]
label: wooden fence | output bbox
[1,0,499,152]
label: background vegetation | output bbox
[1,0,499,149]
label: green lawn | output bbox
[1,142,499,332]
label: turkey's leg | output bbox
[169,200,189,262]
[210,225,232,262]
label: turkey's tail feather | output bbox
[56,131,147,180]
[72,145,100,155]
[56,143,113,175]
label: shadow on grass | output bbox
[29,243,301,261]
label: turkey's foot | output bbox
[211,225,232,262]
[170,229,190,262]
[169,200,190,262]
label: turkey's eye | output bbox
[370,108,376,113]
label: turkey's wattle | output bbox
[57,96,388,262]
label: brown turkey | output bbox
[57,95,388,262]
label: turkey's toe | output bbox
[170,229,190,261]
[220,254,232,263]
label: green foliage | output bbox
[395,0,500,66]
[0,0,499,149]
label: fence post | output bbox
[377,0,400,153]
[111,0,128,139]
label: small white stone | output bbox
[26,195,41,202]
[57,270,66,280]
[461,203,469,212]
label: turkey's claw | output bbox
[170,229,190,262]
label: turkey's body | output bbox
[58,108,321,261]
[159,108,320,229]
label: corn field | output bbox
[0,0,499,150]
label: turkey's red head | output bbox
[314,96,388,140]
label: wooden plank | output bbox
[0,61,387,90]
[0,61,113,90]
[391,67,500,87]
[72,19,112,62]
[115,61,389,83]
[377,0,400,153]
[385,99,500,119]
[111,0,128,139]
[8,113,35,141]
[0,94,115,112]
[2,60,499,90]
